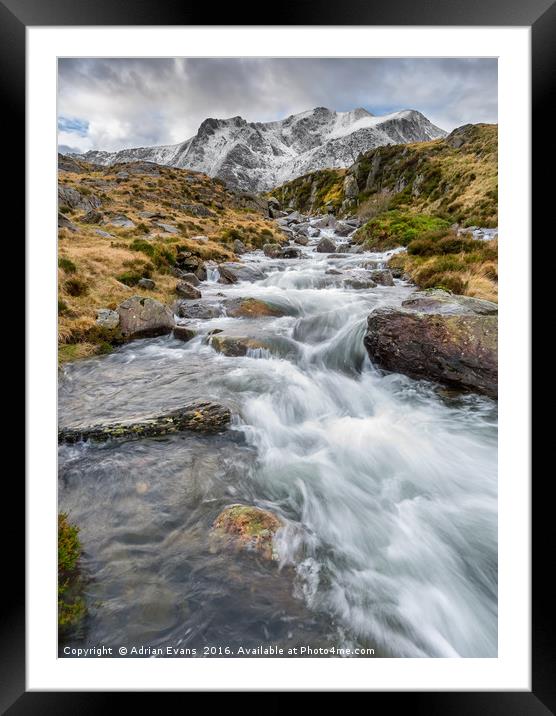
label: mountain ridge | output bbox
[73,107,446,192]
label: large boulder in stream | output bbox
[316,237,336,253]
[211,504,283,561]
[175,280,202,299]
[58,401,232,443]
[218,262,266,284]
[208,334,270,357]
[117,296,174,339]
[263,243,283,258]
[364,289,498,397]
[369,269,395,286]
[223,297,285,318]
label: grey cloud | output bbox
[58,58,497,152]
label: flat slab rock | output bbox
[58,401,232,443]
[364,289,498,398]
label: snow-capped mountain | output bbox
[76,107,446,192]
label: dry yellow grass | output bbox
[391,250,497,303]
[58,161,284,361]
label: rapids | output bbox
[59,220,497,657]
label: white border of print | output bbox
[27,26,530,691]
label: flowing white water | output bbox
[58,218,497,657]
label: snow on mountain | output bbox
[76,107,446,192]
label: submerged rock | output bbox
[281,246,301,259]
[211,504,283,561]
[173,325,197,342]
[117,296,174,339]
[344,277,377,289]
[223,297,285,318]
[59,401,232,443]
[208,334,270,357]
[364,290,498,397]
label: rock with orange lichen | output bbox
[211,504,283,561]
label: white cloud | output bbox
[58,58,497,152]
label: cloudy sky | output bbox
[58,58,497,154]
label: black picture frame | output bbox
[8,0,549,709]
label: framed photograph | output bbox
[9,0,548,706]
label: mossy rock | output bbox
[223,297,285,318]
[212,504,283,560]
[58,513,87,633]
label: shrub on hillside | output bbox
[354,211,451,250]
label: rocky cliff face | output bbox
[76,107,446,192]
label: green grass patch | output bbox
[354,211,451,250]
[58,256,77,274]
[58,513,87,632]
[63,276,89,297]
[130,239,175,269]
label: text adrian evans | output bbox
[62,645,376,657]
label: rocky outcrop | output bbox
[59,401,232,443]
[211,504,283,561]
[175,252,207,280]
[107,214,135,229]
[58,212,78,232]
[116,296,174,339]
[58,186,102,212]
[137,278,155,290]
[82,209,103,224]
[364,289,497,397]
[270,124,497,227]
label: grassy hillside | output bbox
[58,159,285,362]
[269,124,498,302]
[268,168,346,215]
[270,124,497,227]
